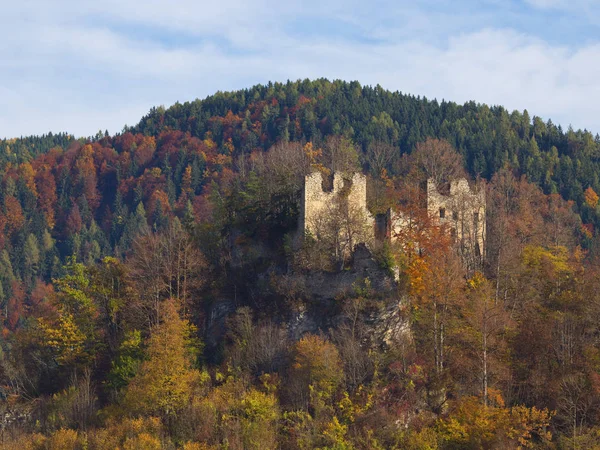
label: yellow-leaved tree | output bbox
[437,392,553,448]
[124,298,202,421]
[289,334,343,413]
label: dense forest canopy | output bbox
[4,79,600,227]
[1,79,600,448]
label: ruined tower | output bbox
[426,178,486,268]
[298,172,375,264]
[299,171,374,239]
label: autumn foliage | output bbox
[3,80,600,448]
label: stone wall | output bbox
[427,178,486,268]
[299,171,374,241]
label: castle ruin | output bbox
[298,171,486,268]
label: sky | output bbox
[2,0,600,138]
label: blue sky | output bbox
[2,0,600,138]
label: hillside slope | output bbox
[1,79,600,448]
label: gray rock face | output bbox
[287,244,409,347]
[205,244,409,352]
[300,244,396,302]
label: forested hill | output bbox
[130,79,599,207]
[1,78,599,300]
[4,79,600,447]
[4,78,599,205]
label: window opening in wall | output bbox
[452,211,458,221]
[321,172,334,192]
[439,208,446,219]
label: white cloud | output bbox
[1,1,600,137]
[524,0,600,23]
[525,0,567,8]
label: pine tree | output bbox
[119,202,149,251]
[133,202,150,236]
[23,233,40,283]
[0,281,5,318]
[183,200,195,231]
[111,191,126,245]
[190,156,204,195]
[152,200,169,232]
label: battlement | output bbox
[299,172,374,238]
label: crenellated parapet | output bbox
[299,171,374,239]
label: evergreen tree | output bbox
[111,191,126,245]
[182,200,195,231]
[23,233,40,283]
[0,250,15,285]
[119,202,149,251]
[152,200,169,232]
[132,202,150,236]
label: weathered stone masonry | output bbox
[426,178,485,265]
[299,171,486,266]
[298,171,374,240]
